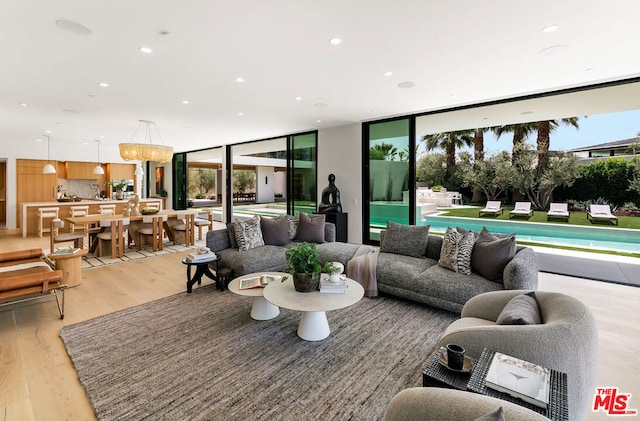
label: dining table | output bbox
[64,209,200,253]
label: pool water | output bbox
[421,215,640,254]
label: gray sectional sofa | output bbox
[206,219,538,314]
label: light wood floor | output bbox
[1,234,638,421]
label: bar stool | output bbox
[144,202,160,210]
[138,214,168,252]
[69,205,90,232]
[50,219,85,252]
[194,211,213,241]
[99,204,116,215]
[217,267,233,290]
[96,218,130,258]
[38,207,59,237]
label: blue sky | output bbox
[483,109,640,154]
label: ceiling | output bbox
[2,0,640,155]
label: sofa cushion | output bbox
[496,291,541,325]
[260,216,290,246]
[457,230,476,275]
[233,216,264,251]
[296,213,326,243]
[471,227,516,282]
[438,227,462,272]
[226,222,238,249]
[380,221,430,258]
[316,242,360,266]
[287,215,299,240]
[217,245,288,276]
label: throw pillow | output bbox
[457,230,476,275]
[296,213,326,243]
[438,227,462,272]
[226,222,238,249]
[380,221,430,258]
[260,215,290,246]
[287,215,300,240]
[233,215,265,251]
[473,406,505,421]
[496,291,542,325]
[471,227,516,282]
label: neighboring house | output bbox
[569,138,640,164]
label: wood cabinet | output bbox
[67,162,100,179]
[16,159,58,227]
[108,163,135,181]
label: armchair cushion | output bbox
[496,291,541,325]
[474,407,505,421]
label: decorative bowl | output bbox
[140,208,160,215]
[57,197,73,202]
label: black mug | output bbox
[446,343,465,370]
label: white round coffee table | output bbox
[228,272,283,320]
[263,276,364,341]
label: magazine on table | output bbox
[484,352,550,409]
[52,247,81,256]
[238,274,281,290]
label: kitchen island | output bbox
[21,198,163,237]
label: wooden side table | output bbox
[48,249,88,288]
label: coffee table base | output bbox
[297,311,330,341]
[251,296,280,320]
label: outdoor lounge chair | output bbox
[587,204,618,225]
[478,201,503,217]
[547,203,570,221]
[509,201,533,219]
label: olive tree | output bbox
[416,153,447,187]
[457,150,515,201]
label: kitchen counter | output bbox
[21,198,163,237]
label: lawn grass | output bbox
[440,206,640,229]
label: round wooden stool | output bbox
[217,267,233,290]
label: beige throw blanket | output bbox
[346,245,379,297]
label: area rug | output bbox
[60,287,457,421]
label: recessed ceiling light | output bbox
[313,103,328,108]
[181,100,190,104]
[585,68,594,72]
[235,77,245,83]
[542,24,559,33]
[55,19,93,35]
[99,135,105,138]
[316,120,322,123]
[329,38,342,45]
[520,111,534,115]
[139,46,153,54]
[383,71,393,77]
[19,102,28,106]
[539,45,569,56]
[98,82,109,87]
[295,96,303,101]
[82,142,88,146]
[238,112,244,116]
[159,31,173,37]
[62,109,79,114]
[397,81,415,89]
[36,138,43,142]
[45,130,53,134]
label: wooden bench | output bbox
[0,248,66,319]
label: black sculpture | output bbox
[318,173,342,213]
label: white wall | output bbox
[317,123,362,244]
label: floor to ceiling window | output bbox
[288,132,318,215]
[364,118,412,242]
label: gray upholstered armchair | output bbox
[384,387,548,421]
[437,290,598,421]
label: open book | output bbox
[485,352,550,409]
[238,275,281,290]
[52,247,81,256]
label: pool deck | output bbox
[533,246,640,287]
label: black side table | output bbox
[182,256,221,292]
[422,347,476,390]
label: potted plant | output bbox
[107,179,128,200]
[284,242,338,292]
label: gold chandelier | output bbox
[119,120,173,163]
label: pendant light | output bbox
[42,135,56,174]
[93,139,105,174]
[119,120,173,163]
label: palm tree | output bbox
[370,142,398,160]
[536,117,579,176]
[472,128,486,202]
[422,130,474,179]
[493,123,538,162]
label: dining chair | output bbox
[194,211,213,241]
[138,215,168,252]
[96,218,130,258]
[99,204,116,215]
[50,219,85,253]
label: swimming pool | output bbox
[421,215,640,254]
